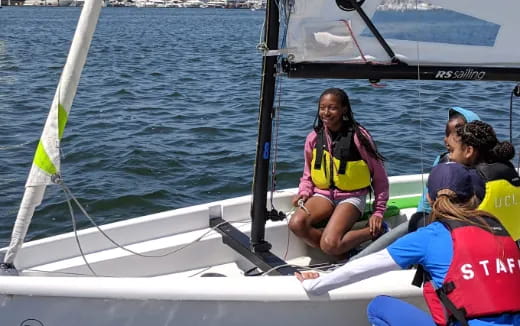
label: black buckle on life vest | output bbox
[442,281,456,294]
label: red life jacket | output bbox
[422,217,520,326]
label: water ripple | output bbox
[1,7,519,242]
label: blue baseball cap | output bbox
[448,107,481,123]
[428,162,485,202]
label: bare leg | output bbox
[320,203,372,256]
[288,196,334,248]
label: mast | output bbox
[210,0,296,274]
[250,0,279,251]
[1,0,103,270]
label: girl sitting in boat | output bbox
[446,120,520,241]
[346,107,481,261]
[408,107,481,233]
[297,162,520,326]
[288,87,389,258]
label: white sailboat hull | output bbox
[0,174,427,325]
[0,271,424,326]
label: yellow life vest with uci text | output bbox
[476,162,520,241]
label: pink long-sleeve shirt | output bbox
[298,127,389,218]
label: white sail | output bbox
[286,0,520,67]
[3,0,103,265]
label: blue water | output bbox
[1,7,519,244]
[369,9,500,46]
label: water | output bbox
[1,7,519,244]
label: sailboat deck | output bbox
[19,205,416,281]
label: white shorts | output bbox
[313,193,367,214]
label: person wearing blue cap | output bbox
[409,107,481,232]
[348,107,481,261]
[296,162,520,326]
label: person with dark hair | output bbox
[348,107,480,261]
[296,162,520,326]
[288,88,389,257]
[448,120,515,167]
[409,107,481,233]
[447,120,520,240]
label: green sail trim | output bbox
[33,103,68,176]
[58,103,68,139]
[34,140,57,175]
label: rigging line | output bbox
[283,206,297,260]
[414,0,426,228]
[261,263,306,275]
[277,0,292,52]
[57,180,251,259]
[340,19,389,88]
[188,266,213,278]
[269,0,291,208]
[257,0,291,58]
[269,62,293,258]
[297,199,310,216]
[23,268,105,277]
[340,19,368,63]
[62,185,98,276]
[258,0,290,53]
[257,12,266,49]
[283,226,290,260]
[261,261,341,276]
[347,0,399,63]
[269,72,283,206]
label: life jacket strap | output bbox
[442,281,456,294]
[314,145,324,170]
[338,159,347,174]
[411,265,425,287]
[336,129,353,174]
[436,285,469,326]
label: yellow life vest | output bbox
[476,162,520,240]
[310,128,371,191]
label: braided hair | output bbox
[455,120,515,164]
[313,88,385,161]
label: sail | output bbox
[3,0,103,266]
[285,0,520,68]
